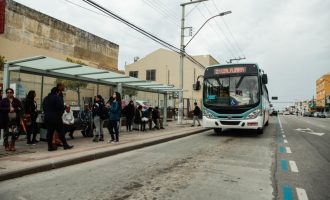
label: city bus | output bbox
[196,63,270,134]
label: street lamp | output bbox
[185,11,232,47]
[177,9,232,124]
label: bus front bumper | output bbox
[202,116,263,129]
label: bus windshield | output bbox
[203,75,260,107]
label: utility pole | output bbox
[178,0,208,124]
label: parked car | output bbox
[313,112,323,118]
[318,112,327,118]
[283,111,290,115]
[303,112,312,117]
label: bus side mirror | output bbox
[262,74,268,84]
[193,80,201,91]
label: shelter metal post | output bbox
[2,63,9,99]
[40,76,44,111]
[163,93,168,126]
[1,63,10,143]
[117,83,122,95]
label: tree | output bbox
[56,58,88,107]
[122,87,138,98]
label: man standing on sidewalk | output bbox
[191,102,201,127]
[44,86,73,151]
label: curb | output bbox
[0,128,210,181]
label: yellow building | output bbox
[125,48,219,110]
[316,73,330,111]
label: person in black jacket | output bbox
[43,87,73,151]
[134,105,143,131]
[191,102,201,127]
[24,90,39,145]
[0,88,22,151]
[123,100,135,132]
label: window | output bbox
[129,71,138,78]
[146,69,156,81]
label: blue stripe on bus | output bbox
[281,159,288,172]
[283,185,293,200]
[279,146,285,153]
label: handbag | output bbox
[36,113,44,123]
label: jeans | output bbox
[93,116,104,139]
[108,120,119,141]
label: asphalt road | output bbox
[275,115,330,200]
[0,115,328,200]
[0,119,276,200]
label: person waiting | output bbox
[62,105,76,139]
[134,105,143,131]
[78,104,92,137]
[152,106,164,129]
[141,107,152,131]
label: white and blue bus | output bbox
[197,63,270,134]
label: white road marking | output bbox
[284,139,288,144]
[296,188,308,200]
[286,147,292,153]
[283,135,286,138]
[309,132,325,136]
[278,115,283,130]
[289,160,299,172]
[295,128,325,136]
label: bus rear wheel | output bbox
[214,128,222,134]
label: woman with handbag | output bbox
[0,88,23,151]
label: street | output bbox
[0,116,329,200]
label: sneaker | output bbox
[99,138,104,141]
[93,138,99,142]
[198,125,201,126]
[191,125,195,127]
[108,139,114,143]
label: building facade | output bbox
[316,73,330,112]
[0,0,120,106]
[125,48,219,110]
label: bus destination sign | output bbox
[214,67,246,75]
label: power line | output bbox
[142,0,180,27]
[80,0,206,69]
[211,0,246,58]
[201,3,241,58]
[196,6,237,59]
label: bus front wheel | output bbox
[256,128,264,135]
[214,128,222,134]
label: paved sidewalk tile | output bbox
[0,120,207,181]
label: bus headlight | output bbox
[246,109,261,119]
[203,109,216,119]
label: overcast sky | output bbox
[14,0,330,108]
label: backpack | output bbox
[100,104,109,120]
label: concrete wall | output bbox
[1,0,119,70]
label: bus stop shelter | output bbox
[2,55,180,128]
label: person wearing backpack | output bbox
[191,102,201,127]
[92,95,105,142]
[108,92,121,143]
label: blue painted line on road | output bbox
[283,185,293,200]
[279,146,285,153]
[281,159,288,172]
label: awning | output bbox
[5,56,181,94]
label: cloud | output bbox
[12,0,330,107]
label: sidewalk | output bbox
[0,120,207,181]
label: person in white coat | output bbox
[62,105,76,139]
